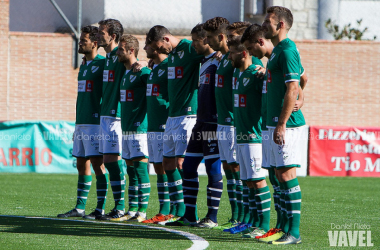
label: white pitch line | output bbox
[0,215,209,250]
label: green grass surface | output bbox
[0,174,379,249]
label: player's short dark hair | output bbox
[203,17,230,34]
[98,18,124,43]
[241,24,266,44]
[81,25,98,42]
[266,6,293,29]
[146,25,172,44]
[119,34,139,57]
[191,23,207,38]
[226,21,251,35]
[227,36,246,52]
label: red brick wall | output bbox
[0,0,9,121]
[0,0,379,126]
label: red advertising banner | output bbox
[309,126,380,177]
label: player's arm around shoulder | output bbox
[140,67,152,84]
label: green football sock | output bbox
[284,178,302,238]
[225,169,238,221]
[234,171,244,222]
[95,173,108,213]
[279,182,289,232]
[157,174,170,215]
[242,180,250,224]
[134,161,150,213]
[166,169,185,217]
[255,185,271,232]
[248,187,259,227]
[76,175,92,210]
[105,160,125,211]
[126,165,138,212]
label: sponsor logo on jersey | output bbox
[243,77,250,86]
[126,90,134,101]
[110,110,116,115]
[267,70,272,83]
[177,50,184,59]
[108,70,115,82]
[285,72,299,77]
[270,53,276,61]
[272,117,278,122]
[122,78,126,86]
[225,117,231,122]
[149,72,153,80]
[134,122,140,127]
[175,66,184,78]
[171,56,174,63]
[112,55,118,63]
[83,69,87,76]
[130,75,137,82]
[185,107,191,112]
[106,59,109,66]
[152,84,160,96]
[159,124,166,130]
[158,69,165,77]
[262,80,267,93]
[223,59,229,67]
[239,94,247,107]
[91,66,99,73]
[86,80,93,92]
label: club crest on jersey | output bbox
[130,75,137,82]
[112,55,118,63]
[158,69,165,77]
[270,53,276,61]
[243,78,250,86]
[177,50,184,59]
[223,59,229,67]
[91,66,99,73]
[83,69,87,76]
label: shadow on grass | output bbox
[0,216,244,243]
[0,217,187,240]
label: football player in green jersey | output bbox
[146,25,204,224]
[109,35,151,223]
[95,18,126,220]
[141,43,173,224]
[242,23,308,243]
[227,37,271,238]
[260,6,305,245]
[58,26,106,219]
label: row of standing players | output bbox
[58,6,307,245]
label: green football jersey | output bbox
[167,39,203,117]
[251,56,264,68]
[76,54,105,125]
[261,62,268,131]
[266,38,305,128]
[215,52,234,126]
[120,67,151,133]
[146,59,169,132]
[101,47,126,118]
[233,64,263,144]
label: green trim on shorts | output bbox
[130,155,149,160]
[99,152,121,156]
[262,165,275,170]
[163,156,176,159]
[276,164,301,169]
[175,155,186,158]
[149,161,163,164]
[220,160,227,163]
[245,177,266,182]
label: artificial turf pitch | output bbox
[0,174,379,249]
